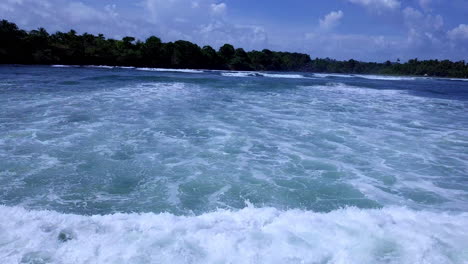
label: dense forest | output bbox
[1,19,467,78]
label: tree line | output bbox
[1,19,467,78]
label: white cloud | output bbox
[300,4,461,61]
[402,7,444,46]
[418,0,432,10]
[197,21,267,50]
[143,0,226,23]
[303,32,400,61]
[141,0,267,49]
[104,4,118,18]
[403,7,423,21]
[348,0,400,11]
[63,2,107,23]
[210,3,226,16]
[0,0,138,38]
[403,7,443,30]
[319,10,344,31]
[448,24,468,40]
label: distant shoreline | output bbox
[1,19,467,79]
[2,61,467,79]
[2,64,468,82]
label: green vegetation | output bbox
[1,19,467,78]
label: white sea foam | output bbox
[221,71,308,79]
[52,65,134,70]
[51,65,81,68]
[1,205,467,264]
[449,78,468,82]
[355,74,416,81]
[221,72,260,77]
[261,73,307,79]
[314,73,354,78]
[136,68,204,73]
[84,65,115,69]
[302,83,403,96]
[314,73,417,81]
[93,82,195,107]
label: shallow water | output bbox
[1,65,467,263]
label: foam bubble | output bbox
[50,65,83,68]
[302,83,403,96]
[51,65,73,68]
[313,73,418,81]
[314,73,354,78]
[355,74,416,81]
[221,71,308,79]
[261,73,307,79]
[449,78,468,82]
[221,72,261,77]
[1,205,467,264]
[136,68,204,73]
[85,65,115,69]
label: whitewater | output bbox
[1,65,467,263]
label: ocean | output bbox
[1,65,467,263]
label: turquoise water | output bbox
[1,65,467,263]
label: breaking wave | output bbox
[354,74,417,81]
[136,68,204,73]
[84,65,115,69]
[221,71,308,79]
[313,73,354,78]
[48,65,426,82]
[261,73,307,79]
[448,78,468,82]
[51,65,79,68]
[313,73,417,81]
[221,72,262,77]
[1,205,467,264]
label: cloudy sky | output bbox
[1,0,467,61]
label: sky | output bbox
[1,0,467,62]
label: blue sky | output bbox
[1,0,467,61]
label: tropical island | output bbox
[1,19,467,78]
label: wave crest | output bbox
[136,68,204,73]
[221,71,308,79]
[1,205,467,264]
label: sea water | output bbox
[0,65,467,263]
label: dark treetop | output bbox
[1,19,467,78]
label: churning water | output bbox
[1,66,467,263]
